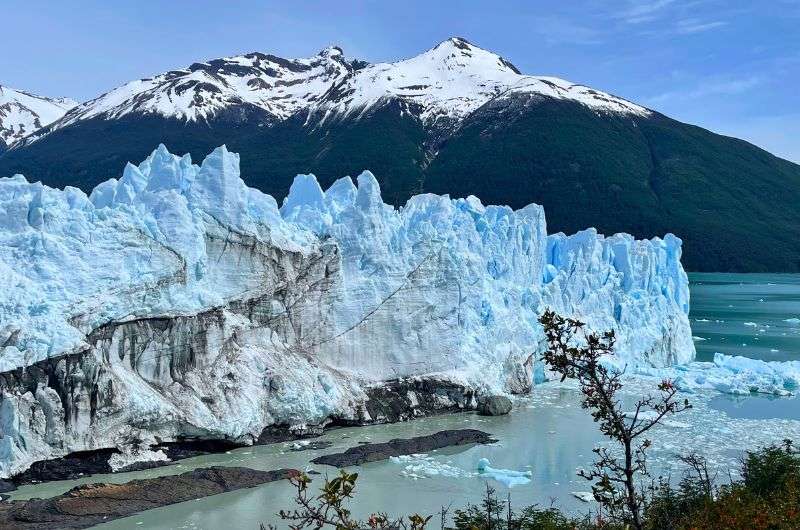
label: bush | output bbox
[450,484,592,530]
[742,440,800,497]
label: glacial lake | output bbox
[8,273,800,528]
[689,272,800,362]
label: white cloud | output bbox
[526,16,604,45]
[618,0,678,24]
[646,76,762,104]
[675,19,728,34]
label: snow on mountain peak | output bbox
[46,47,354,130]
[19,39,649,145]
[0,85,77,146]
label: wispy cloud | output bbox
[617,0,678,24]
[675,18,728,34]
[526,15,604,45]
[646,76,762,104]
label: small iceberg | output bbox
[572,491,595,503]
[785,318,800,325]
[390,454,475,480]
[476,458,532,487]
[670,353,800,396]
[692,336,707,342]
[743,322,758,327]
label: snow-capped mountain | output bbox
[19,37,645,146]
[45,46,355,132]
[0,85,77,147]
[313,37,648,126]
[2,38,799,273]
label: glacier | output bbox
[0,144,694,478]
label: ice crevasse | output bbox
[0,144,693,477]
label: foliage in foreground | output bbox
[270,443,800,529]
[538,309,691,529]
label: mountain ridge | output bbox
[0,85,77,148]
[12,37,648,149]
[1,37,798,272]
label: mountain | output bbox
[0,145,692,477]
[1,38,798,272]
[0,85,77,150]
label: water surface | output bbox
[689,273,800,362]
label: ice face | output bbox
[0,145,696,477]
[0,144,695,381]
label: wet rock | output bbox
[10,449,117,486]
[312,429,496,467]
[343,378,478,425]
[477,395,512,416]
[9,440,244,488]
[0,466,297,530]
[0,480,14,493]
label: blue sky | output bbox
[3,0,798,161]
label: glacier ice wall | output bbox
[0,145,694,477]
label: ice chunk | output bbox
[108,447,170,472]
[390,454,475,479]
[572,491,595,503]
[476,458,532,487]
[661,354,800,396]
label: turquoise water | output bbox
[689,273,800,362]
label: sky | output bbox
[3,0,799,162]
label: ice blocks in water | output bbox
[476,458,532,487]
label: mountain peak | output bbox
[0,85,77,147]
[16,38,648,146]
[318,45,344,58]
[435,36,474,50]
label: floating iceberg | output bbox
[633,353,800,396]
[0,145,694,477]
[476,457,532,487]
[572,491,595,503]
[391,454,475,480]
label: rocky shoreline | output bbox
[0,466,297,530]
[312,429,496,467]
[1,428,498,529]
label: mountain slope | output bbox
[0,85,77,148]
[423,95,800,272]
[1,38,798,272]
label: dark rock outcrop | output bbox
[477,395,512,416]
[343,378,478,425]
[312,429,495,467]
[0,466,297,530]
